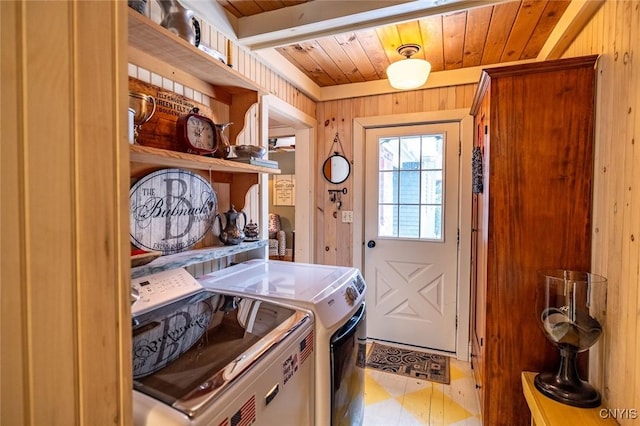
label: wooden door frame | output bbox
[353,109,473,361]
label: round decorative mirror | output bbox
[322,153,351,184]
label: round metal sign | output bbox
[130,168,217,254]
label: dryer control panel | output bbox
[131,268,203,316]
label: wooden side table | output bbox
[521,372,618,425]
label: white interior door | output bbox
[364,122,460,353]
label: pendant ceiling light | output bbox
[386,44,431,90]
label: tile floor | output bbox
[363,344,482,426]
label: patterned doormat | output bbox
[366,342,450,384]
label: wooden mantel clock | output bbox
[176,107,218,155]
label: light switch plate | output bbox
[342,210,353,223]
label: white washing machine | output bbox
[198,259,367,426]
[131,268,315,426]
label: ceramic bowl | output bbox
[233,145,267,159]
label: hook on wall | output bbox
[328,188,347,209]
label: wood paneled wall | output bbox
[315,84,477,266]
[1,2,131,425]
[562,1,640,421]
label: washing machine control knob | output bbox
[345,286,358,306]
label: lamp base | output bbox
[534,347,601,408]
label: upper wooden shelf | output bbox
[128,8,264,94]
[130,145,280,174]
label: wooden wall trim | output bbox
[1,1,28,421]
[76,2,132,424]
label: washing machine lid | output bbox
[198,259,359,305]
[132,288,310,418]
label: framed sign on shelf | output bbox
[273,174,295,206]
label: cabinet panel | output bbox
[471,85,490,410]
[469,55,598,426]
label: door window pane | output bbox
[421,170,442,204]
[378,204,397,237]
[399,136,421,170]
[379,171,398,203]
[399,171,420,204]
[420,205,442,239]
[379,138,399,171]
[399,205,420,238]
[421,137,443,169]
[377,133,445,241]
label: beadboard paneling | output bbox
[1,1,131,425]
[562,1,639,422]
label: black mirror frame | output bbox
[322,153,351,184]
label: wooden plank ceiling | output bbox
[218,0,309,17]
[218,0,571,87]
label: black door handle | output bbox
[367,240,376,248]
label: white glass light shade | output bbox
[387,58,431,90]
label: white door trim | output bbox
[353,109,473,361]
[263,95,316,263]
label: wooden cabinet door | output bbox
[470,84,491,408]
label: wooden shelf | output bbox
[128,8,265,94]
[130,145,280,174]
[521,372,617,426]
[128,11,274,280]
[131,240,268,278]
